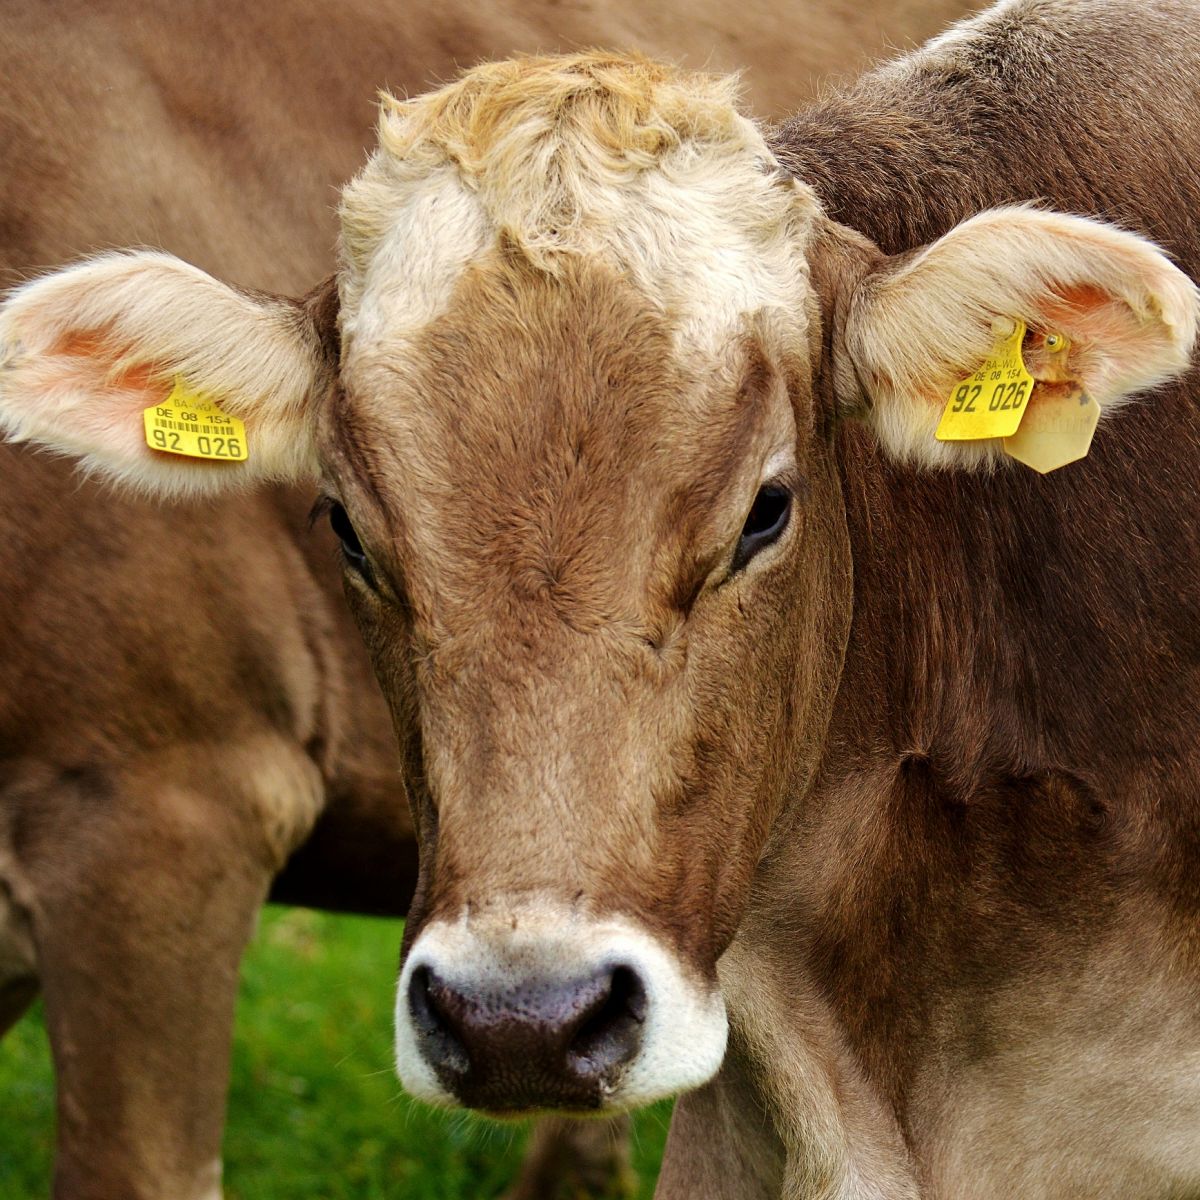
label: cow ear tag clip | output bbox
[935,321,1100,473]
[143,377,249,462]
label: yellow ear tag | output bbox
[142,378,249,461]
[935,319,1034,442]
[1002,381,1101,473]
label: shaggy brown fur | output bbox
[718,1,1200,1193]
[11,0,1132,1195]
[0,2,981,1198]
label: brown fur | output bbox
[0,1,983,1197]
[0,0,979,295]
[330,251,833,968]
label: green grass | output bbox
[0,908,671,1198]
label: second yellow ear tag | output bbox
[142,378,249,461]
[1002,382,1101,473]
[935,320,1034,442]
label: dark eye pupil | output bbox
[743,485,790,538]
[733,484,791,572]
[329,501,366,565]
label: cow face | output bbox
[0,54,1194,1116]
[321,58,860,1112]
[329,246,847,1115]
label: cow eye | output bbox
[329,501,371,578]
[732,483,791,572]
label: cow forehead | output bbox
[335,53,823,364]
[333,253,797,637]
[326,54,819,630]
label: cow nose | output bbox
[407,962,647,1111]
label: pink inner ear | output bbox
[1038,284,1172,401]
[19,327,174,464]
[1040,284,1121,338]
[53,328,161,393]
[54,330,107,358]
[1047,284,1111,312]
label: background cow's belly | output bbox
[927,934,1200,1199]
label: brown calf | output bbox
[14,0,1195,1196]
[0,1,990,1197]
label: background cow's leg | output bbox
[503,1115,634,1200]
[15,751,318,1200]
[35,804,267,1200]
[0,976,37,1038]
[655,1048,786,1200]
[0,871,38,1036]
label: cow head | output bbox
[1,54,1195,1115]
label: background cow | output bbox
[0,1,981,1197]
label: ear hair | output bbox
[0,251,332,496]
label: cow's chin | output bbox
[393,902,728,1115]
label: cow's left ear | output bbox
[831,207,1199,467]
[0,252,338,497]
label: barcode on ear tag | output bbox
[142,378,249,461]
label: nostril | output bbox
[409,965,470,1077]
[567,965,647,1078]
[408,964,435,1029]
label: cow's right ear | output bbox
[0,252,337,497]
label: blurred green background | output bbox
[0,908,671,1198]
